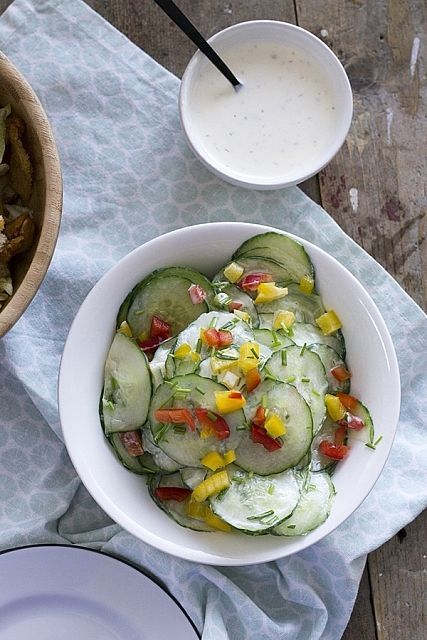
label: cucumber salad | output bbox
[101,232,376,536]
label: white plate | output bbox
[0,545,199,640]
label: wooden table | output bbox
[1,0,425,638]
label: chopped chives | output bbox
[271,330,281,347]
[281,350,287,366]
[195,386,205,395]
[300,342,307,356]
[264,516,279,526]
[248,471,254,479]
[154,422,171,443]
[250,347,259,359]
[215,488,229,501]
[311,389,320,397]
[164,380,175,387]
[237,424,248,431]
[195,338,202,353]
[301,377,310,383]
[261,395,268,408]
[263,366,278,382]
[374,435,383,446]
[286,524,296,529]
[173,425,186,434]
[232,474,245,484]
[365,442,376,450]
[220,321,233,330]
[207,410,218,422]
[215,353,239,361]
[141,467,157,474]
[285,375,296,383]
[267,484,274,495]
[209,317,218,328]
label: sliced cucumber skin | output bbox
[210,467,300,535]
[102,332,152,434]
[266,345,328,434]
[291,322,346,359]
[236,380,313,475]
[149,472,217,532]
[310,416,339,473]
[126,273,209,339]
[255,283,325,323]
[309,343,350,394]
[148,374,245,467]
[232,232,315,283]
[272,471,334,536]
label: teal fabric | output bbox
[0,1,426,638]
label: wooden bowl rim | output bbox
[0,51,63,338]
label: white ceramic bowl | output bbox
[179,21,353,190]
[58,223,400,565]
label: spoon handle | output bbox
[154,0,241,88]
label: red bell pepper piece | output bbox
[252,406,266,427]
[154,408,196,431]
[202,328,233,348]
[337,392,358,411]
[194,408,230,440]
[150,315,171,339]
[239,272,273,292]
[245,368,261,392]
[250,423,282,452]
[228,300,243,311]
[330,366,352,382]
[188,284,207,304]
[118,431,144,457]
[138,335,165,353]
[154,487,191,502]
[318,440,349,460]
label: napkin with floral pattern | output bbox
[0,1,426,638]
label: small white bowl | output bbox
[179,21,353,190]
[59,222,400,566]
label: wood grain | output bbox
[0,1,424,639]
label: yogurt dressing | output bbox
[189,40,338,180]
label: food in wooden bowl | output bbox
[0,52,62,337]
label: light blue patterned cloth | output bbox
[0,1,426,638]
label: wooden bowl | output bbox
[0,51,62,337]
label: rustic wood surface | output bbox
[0,0,425,638]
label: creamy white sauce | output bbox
[189,40,338,180]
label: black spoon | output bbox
[154,0,242,90]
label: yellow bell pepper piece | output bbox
[264,413,287,438]
[117,321,132,337]
[273,310,295,331]
[224,262,244,283]
[325,394,346,421]
[254,283,288,305]
[233,309,251,324]
[316,310,342,335]
[223,449,236,465]
[174,343,192,359]
[201,451,226,471]
[191,470,230,502]
[238,342,260,372]
[215,390,246,414]
[186,500,208,520]
[299,275,314,294]
[203,507,232,532]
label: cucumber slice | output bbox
[149,473,217,532]
[272,471,334,536]
[290,322,346,359]
[126,269,209,338]
[254,328,294,352]
[236,380,313,474]
[116,289,133,328]
[214,257,292,290]
[108,432,160,474]
[141,424,181,472]
[149,374,245,467]
[348,400,375,445]
[255,283,325,323]
[212,283,260,327]
[101,332,152,434]
[266,345,328,433]
[232,232,314,283]
[309,344,350,394]
[210,467,300,534]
